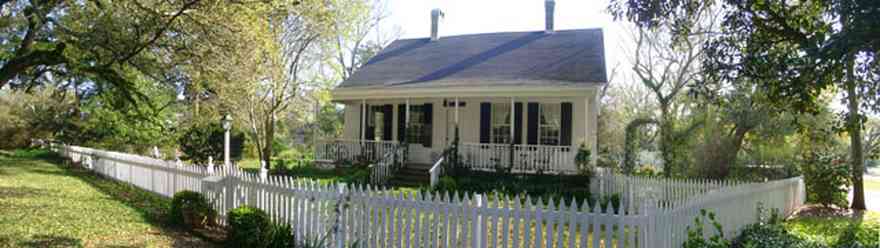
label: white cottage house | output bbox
[316,1,606,179]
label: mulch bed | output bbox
[789,204,859,219]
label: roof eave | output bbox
[331,83,604,101]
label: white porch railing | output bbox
[459,143,577,173]
[315,139,400,164]
[369,144,406,185]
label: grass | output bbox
[864,178,880,191]
[0,149,215,247]
[238,158,370,185]
[784,210,880,246]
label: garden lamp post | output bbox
[222,114,232,167]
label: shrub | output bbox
[169,191,216,229]
[575,144,593,172]
[267,223,295,248]
[683,209,730,248]
[732,223,827,248]
[435,176,458,192]
[226,206,273,248]
[597,193,622,213]
[178,122,245,164]
[801,152,851,208]
[340,168,370,185]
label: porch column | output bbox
[361,99,366,145]
[510,97,515,141]
[454,97,459,124]
[454,97,460,168]
[509,97,515,169]
[405,98,410,128]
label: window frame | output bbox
[405,105,432,145]
[538,103,561,146]
[490,103,512,144]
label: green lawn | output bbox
[785,210,880,246]
[865,178,880,191]
[0,149,215,248]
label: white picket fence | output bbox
[589,169,748,212]
[51,143,805,248]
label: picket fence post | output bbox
[259,160,268,182]
[207,156,215,174]
[641,195,657,248]
[473,193,484,248]
[336,183,347,248]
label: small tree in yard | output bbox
[178,122,245,165]
[801,152,851,208]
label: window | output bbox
[406,106,432,145]
[491,103,511,144]
[539,104,561,145]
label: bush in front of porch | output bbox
[431,170,614,208]
[237,156,371,186]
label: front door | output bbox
[403,104,433,164]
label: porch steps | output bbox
[389,163,432,188]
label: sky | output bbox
[379,0,630,82]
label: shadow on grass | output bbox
[46,156,219,247]
[66,167,220,247]
[0,186,50,199]
[16,235,82,248]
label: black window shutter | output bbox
[527,102,539,145]
[382,105,393,141]
[560,102,573,146]
[514,102,523,144]
[365,105,375,140]
[397,105,407,142]
[422,103,433,147]
[479,102,491,143]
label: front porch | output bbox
[318,88,599,185]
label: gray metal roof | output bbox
[338,28,607,89]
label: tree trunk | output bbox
[715,126,749,179]
[659,103,675,178]
[846,65,867,210]
[261,114,276,170]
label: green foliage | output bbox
[434,176,458,192]
[169,191,216,229]
[429,170,593,204]
[575,144,596,177]
[268,223,295,248]
[598,193,622,213]
[226,206,273,248]
[623,118,658,174]
[178,122,245,164]
[683,209,730,248]
[732,223,826,248]
[801,152,851,208]
[785,211,880,248]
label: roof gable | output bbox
[339,28,607,89]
